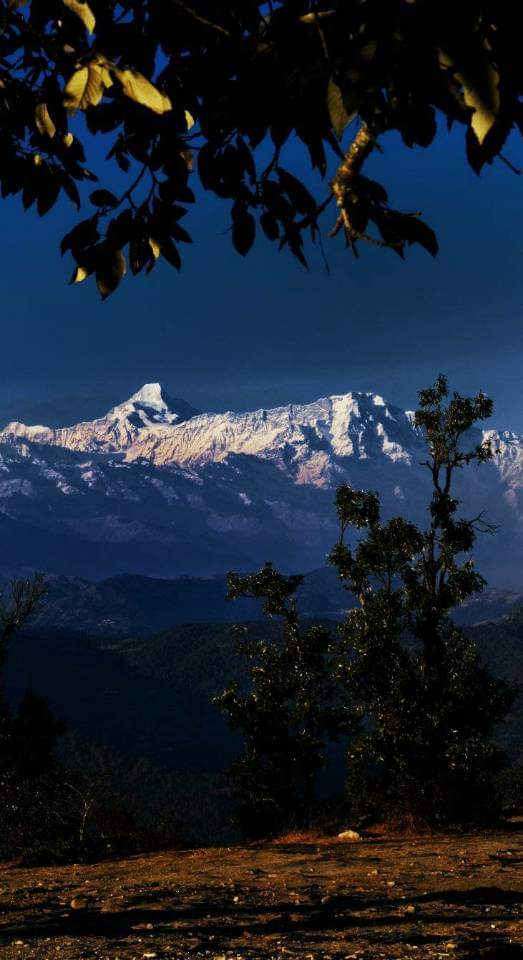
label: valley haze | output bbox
[0,382,522,585]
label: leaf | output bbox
[460,62,500,146]
[90,188,118,208]
[465,116,511,175]
[170,222,192,244]
[61,216,100,255]
[22,179,37,210]
[62,0,95,34]
[185,109,195,129]
[64,67,89,112]
[63,132,74,148]
[358,175,388,204]
[277,167,316,214]
[71,264,91,284]
[113,68,172,115]
[236,136,256,180]
[232,208,255,257]
[376,212,439,257]
[148,237,161,259]
[107,208,134,245]
[129,236,152,275]
[327,76,354,139]
[59,172,81,209]
[96,248,126,299]
[260,211,279,242]
[64,62,113,113]
[160,237,181,271]
[402,216,439,257]
[37,172,61,216]
[35,104,56,139]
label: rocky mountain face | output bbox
[0,383,522,583]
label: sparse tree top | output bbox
[1,1,521,296]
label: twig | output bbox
[312,12,329,61]
[172,0,230,37]
[499,153,521,175]
[117,162,148,210]
[317,227,331,275]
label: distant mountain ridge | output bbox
[1,383,523,583]
[25,569,523,639]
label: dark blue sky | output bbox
[1,121,522,428]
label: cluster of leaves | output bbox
[0,1,520,295]
[219,379,517,832]
[214,564,354,837]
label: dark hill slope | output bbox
[5,610,522,772]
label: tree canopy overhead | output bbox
[1,1,521,296]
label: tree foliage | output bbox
[219,379,517,834]
[214,564,354,837]
[330,376,516,824]
[0,1,520,296]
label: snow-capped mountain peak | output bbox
[0,383,200,454]
[130,382,169,407]
[107,382,200,428]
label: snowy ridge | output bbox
[0,383,522,584]
[0,386,421,482]
[1,383,200,454]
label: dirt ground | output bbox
[1,826,522,960]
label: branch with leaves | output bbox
[0,0,520,297]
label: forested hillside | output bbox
[6,612,522,773]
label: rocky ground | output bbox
[1,826,522,960]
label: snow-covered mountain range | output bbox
[1,383,522,583]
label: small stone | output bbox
[404,904,418,914]
[387,880,396,887]
[337,829,361,841]
[70,897,89,910]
